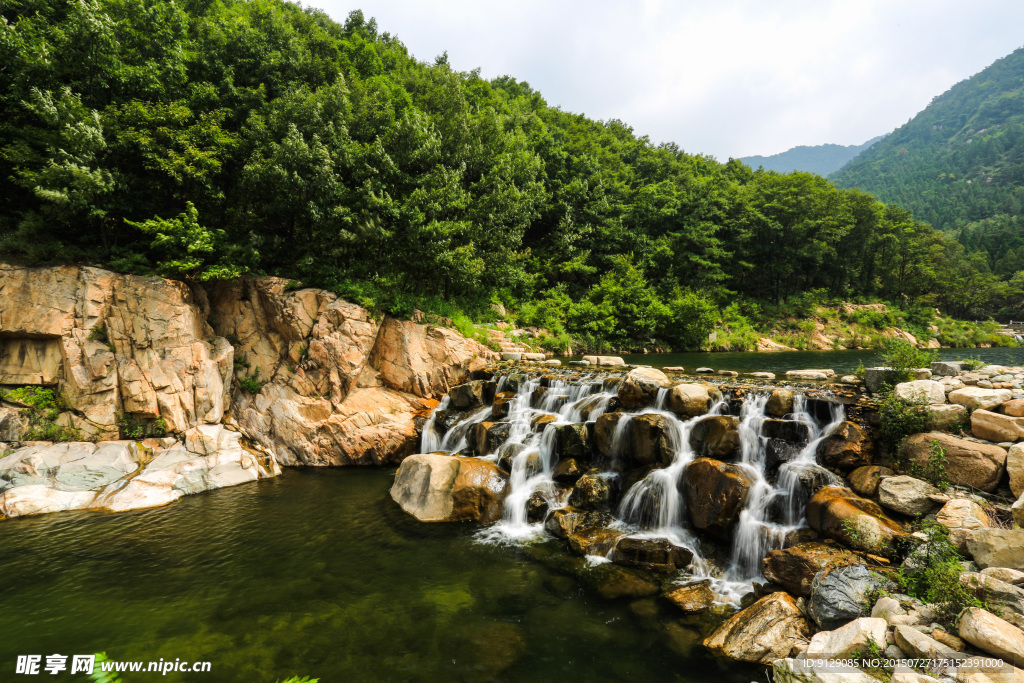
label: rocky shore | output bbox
[391,359,1024,681]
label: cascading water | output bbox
[776,396,846,525]
[419,395,450,453]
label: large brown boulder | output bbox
[611,536,693,573]
[936,498,991,551]
[594,412,624,458]
[553,423,591,461]
[762,542,860,597]
[847,465,893,498]
[617,367,670,409]
[703,592,812,664]
[390,454,508,523]
[958,607,1024,668]
[628,414,676,466]
[689,416,740,459]
[765,388,794,418]
[805,487,904,554]
[818,421,873,469]
[665,384,712,418]
[899,432,1007,492]
[683,457,753,536]
[972,409,1024,443]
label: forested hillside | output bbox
[832,47,1024,289]
[740,136,883,176]
[1,0,1021,351]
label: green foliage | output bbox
[3,386,80,442]
[878,338,938,385]
[958,356,987,371]
[891,521,984,626]
[88,653,121,683]
[116,413,168,440]
[878,394,930,453]
[238,367,267,395]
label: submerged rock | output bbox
[703,592,811,664]
[683,457,752,536]
[390,454,508,523]
[762,419,811,444]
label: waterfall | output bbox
[776,397,846,526]
[419,396,450,453]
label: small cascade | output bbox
[439,405,491,453]
[776,397,846,525]
[492,425,559,540]
[419,395,450,453]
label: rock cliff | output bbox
[0,264,498,517]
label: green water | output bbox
[572,347,1024,374]
[0,469,758,682]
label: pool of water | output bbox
[0,469,759,682]
[570,347,1024,374]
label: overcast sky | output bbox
[304,0,1024,160]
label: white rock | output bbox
[772,658,877,683]
[894,624,958,659]
[949,387,1014,411]
[959,607,1024,667]
[806,617,888,659]
[894,380,946,405]
[878,475,941,516]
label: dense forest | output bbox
[832,46,1024,306]
[741,136,884,177]
[1,0,1022,351]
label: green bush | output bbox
[878,394,930,453]
[3,386,81,442]
[878,338,938,385]
[892,521,984,626]
[239,367,267,395]
[117,413,168,440]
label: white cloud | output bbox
[304,0,1024,159]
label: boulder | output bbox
[864,367,897,393]
[763,419,812,444]
[665,384,712,418]
[552,458,583,485]
[627,414,676,466]
[703,592,811,664]
[1009,444,1024,498]
[611,537,693,573]
[818,422,874,469]
[982,568,1024,586]
[751,372,777,380]
[808,565,881,630]
[663,582,716,613]
[390,454,508,523]
[766,388,795,418]
[772,658,877,683]
[762,542,860,598]
[899,433,1007,493]
[683,457,753,536]
[932,361,967,377]
[893,624,957,659]
[949,387,1014,411]
[960,573,1024,630]
[593,412,624,458]
[474,422,510,456]
[617,367,670,409]
[543,508,611,539]
[936,498,991,551]
[894,380,946,405]
[848,465,893,498]
[806,617,888,659]
[958,607,1024,667]
[877,475,942,517]
[567,473,614,510]
[967,530,1024,571]
[924,404,968,430]
[689,416,741,459]
[973,409,1024,443]
[1004,400,1024,417]
[582,355,625,367]
[553,423,591,461]
[786,369,835,381]
[806,487,904,555]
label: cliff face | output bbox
[0,264,498,518]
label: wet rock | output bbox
[663,581,716,613]
[967,529,1024,571]
[936,498,991,551]
[665,384,712,418]
[683,457,753,536]
[628,414,676,467]
[877,475,942,517]
[790,462,843,501]
[765,438,804,472]
[703,592,811,664]
[593,412,623,458]
[762,542,860,598]
[390,454,508,523]
[958,607,1024,667]
[449,380,489,410]
[552,458,584,485]
[948,387,1014,411]
[543,507,612,539]
[808,565,881,630]
[473,422,511,456]
[503,373,529,393]
[554,423,591,461]
[611,536,693,573]
[766,388,795,418]
[818,421,874,469]
[972,409,1024,442]
[893,380,946,405]
[568,473,614,510]
[568,524,625,557]
[587,564,660,599]
[689,415,741,459]
[617,367,670,409]
[531,413,559,431]
[899,432,1006,492]
[763,419,812,444]
[434,410,462,434]
[806,487,904,555]
[848,465,893,498]
[495,443,526,472]
[806,617,888,659]
[490,393,515,419]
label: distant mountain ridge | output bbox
[739,136,885,176]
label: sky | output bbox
[303,0,1024,161]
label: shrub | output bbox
[239,367,267,395]
[892,521,984,626]
[117,413,168,440]
[878,338,937,385]
[878,394,930,453]
[3,386,81,442]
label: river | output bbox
[0,468,758,682]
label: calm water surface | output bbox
[571,347,1024,374]
[0,469,758,682]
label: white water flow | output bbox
[776,396,846,526]
[419,396,450,453]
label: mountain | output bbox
[831,46,1024,274]
[739,136,884,176]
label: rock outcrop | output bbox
[389,454,508,523]
[704,592,811,664]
